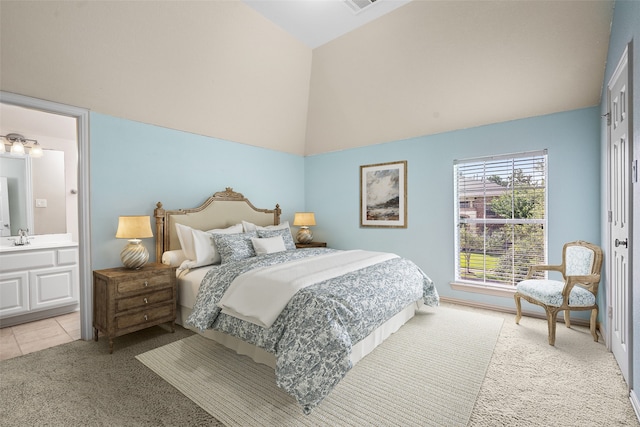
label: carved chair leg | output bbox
[590,307,599,342]
[514,294,522,324]
[564,310,571,328]
[546,307,558,346]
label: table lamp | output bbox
[293,212,316,244]
[115,215,154,269]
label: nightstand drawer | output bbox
[116,288,174,312]
[116,302,174,330]
[116,273,171,295]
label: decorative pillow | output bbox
[161,250,187,267]
[242,220,290,233]
[179,259,195,271]
[251,236,286,255]
[212,231,258,264]
[257,228,296,251]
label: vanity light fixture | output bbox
[293,212,316,244]
[10,138,25,155]
[0,133,44,157]
[28,141,44,158]
[115,215,154,269]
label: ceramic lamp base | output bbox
[296,227,313,244]
[121,239,149,269]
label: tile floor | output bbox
[0,311,81,361]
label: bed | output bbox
[153,188,439,414]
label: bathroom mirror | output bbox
[0,150,67,236]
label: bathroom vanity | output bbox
[0,234,79,326]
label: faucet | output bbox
[15,228,30,246]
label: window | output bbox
[454,150,547,287]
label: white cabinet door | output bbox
[29,265,78,311]
[0,271,29,317]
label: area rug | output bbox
[136,305,503,427]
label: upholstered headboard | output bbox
[153,187,281,261]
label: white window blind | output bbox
[454,150,547,286]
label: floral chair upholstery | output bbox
[514,241,603,346]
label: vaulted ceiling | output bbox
[1,1,615,155]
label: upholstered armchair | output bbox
[514,240,603,346]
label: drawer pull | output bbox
[144,298,148,304]
[144,281,149,287]
[144,314,148,321]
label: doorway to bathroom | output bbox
[0,92,92,342]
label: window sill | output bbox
[450,281,517,298]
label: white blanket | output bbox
[218,250,399,328]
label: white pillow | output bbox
[175,223,197,261]
[251,236,286,255]
[175,223,243,267]
[242,220,290,233]
[191,229,217,266]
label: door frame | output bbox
[0,91,93,341]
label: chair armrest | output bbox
[526,264,563,279]
[566,274,601,283]
[563,274,601,297]
[565,274,601,288]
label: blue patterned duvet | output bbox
[187,248,439,413]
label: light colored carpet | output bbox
[1,303,636,426]
[136,305,503,427]
[462,303,639,427]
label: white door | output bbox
[607,45,631,385]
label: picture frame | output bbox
[360,160,407,228]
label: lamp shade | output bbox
[293,212,316,227]
[115,216,154,239]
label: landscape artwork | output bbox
[360,161,407,228]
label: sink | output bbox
[0,233,77,252]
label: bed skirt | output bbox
[176,300,423,369]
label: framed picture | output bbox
[360,160,407,228]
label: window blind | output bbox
[454,150,547,286]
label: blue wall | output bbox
[89,113,305,270]
[89,107,602,313]
[305,107,601,312]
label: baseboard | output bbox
[631,389,640,423]
[439,296,593,328]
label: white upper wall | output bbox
[0,0,312,155]
[305,0,613,155]
[0,1,612,157]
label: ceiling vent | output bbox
[344,0,379,14]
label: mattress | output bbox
[175,265,213,309]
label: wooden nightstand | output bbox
[295,242,327,248]
[93,263,176,353]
